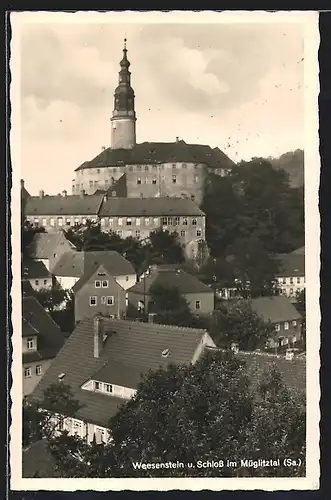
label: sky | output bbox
[17,15,305,195]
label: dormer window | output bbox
[27,337,35,350]
[94,381,101,391]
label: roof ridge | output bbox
[105,317,206,334]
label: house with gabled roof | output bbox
[274,249,305,300]
[53,250,136,291]
[22,296,66,396]
[31,315,215,443]
[22,258,52,291]
[128,264,214,316]
[72,264,127,323]
[27,231,77,273]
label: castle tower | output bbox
[110,39,136,149]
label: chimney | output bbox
[103,193,108,202]
[101,146,106,151]
[20,179,25,188]
[39,190,44,199]
[62,190,67,197]
[80,189,86,198]
[148,312,157,323]
[93,315,103,358]
[176,136,179,142]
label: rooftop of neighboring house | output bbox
[25,193,104,216]
[22,258,52,280]
[99,196,205,218]
[27,231,77,259]
[274,251,305,277]
[52,250,136,279]
[250,296,301,324]
[129,265,213,296]
[75,140,236,171]
[31,316,210,427]
[93,173,127,197]
[22,439,62,478]
[22,279,36,298]
[22,296,66,363]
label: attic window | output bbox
[58,373,66,381]
[161,349,170,358]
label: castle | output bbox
[71,39,235,205]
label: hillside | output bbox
[268,149,304,188]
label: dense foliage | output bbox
[148,283,196,327]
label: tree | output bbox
[33,282,70,313]
[21,219,45,255]
[107,350,305,477]
[148,283,195,327]
[148,228,185,265]
[23,383,82,447]
[212,300,275,350]
[50,289,75,333]
[294,289,306,349]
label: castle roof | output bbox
[99,197,205,218]
[75,140,236,171]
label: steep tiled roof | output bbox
[275,252,305,277]
[22,439,61,478]
[25,194,104,216]
[99,197,205,217]
[129,267,212,296]
[53,250,135,279]
[32,317,207,426]
[72,263,125,294]
[22,259,51,279]
[52,251,84,278]
[251,296,301,324]
[22,279,36,298]
[28,232,76,259]
[75,140,236,171]
[22,297,66,362]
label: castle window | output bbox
[136,230,140,238]
[152,178,157,184]
[41,218,47,226]
[197,229,202,237]
[118,218,123,226]
[161,217,168,226]
[126,218,132,226]
[192,218,197,226]
[136,218,141,226]
[57,217,63,227]
[50,218,55,227]
[153,217,159,225]
[195,301,201,310]
[284,321,289,330]
[137,177,141,185]
[145,177,148,184]
[43,279,47,285]
[145,165,149,171]
[282,278,286,284]
[297,277,301,284]
[173,217,180,226]
[137,165,142,171]
[94,181,98,188]
[104,383,113,393]
[97,169,100,174]
[172,163,176,168]
[172,175,177,184]
[109,218,113,226]
[66,218,71,226]
[181,230,185,237]
[35,280,39,286]
[290,277,294,284]
[183,218,188,226]
[145,217,150,226]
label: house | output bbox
[127,264,215,316]
[27,231,77,273]
[31,315,215,443]
[72,264,127,323]
[24,191,104,232]
[250,296,302,348]
[22,296,66,396]
[52,250,136,291]
[22,258,52,291]
[275,249,305,300]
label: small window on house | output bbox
[50,218,55,227]
[43,279,47,285]
[24,367,32,378]
[104,383,113,393]
[197,229,202,237]
[34,218,39,225]
[153,217,159,226]
[66,218,71,226]
[90,296,97,306]
[180,230,185,237]
[101,296,106,305]
[27,338,35,349]
[290,277,294,284]
[57,217,63,227]
[102,280,108,288]
[109,218,113,226]
[297,277,301,284]
[195,301,201,310]
[125,276,129,281]
[282,278,286,284]
[137,177,141,185]
[192,218,197,226]
[95,280,101,288]
[118,218,123,226]
[126,218,132,226]
[161,217,167,226]
[144,165,149,171]
[183,218,188,226]
[145,217,150,226]
[35,280,39,286]
[284,321,289,330]
[275,323,280,332]
[97,169,100,174]
[173,217,180,226]
[136,218,141,226]
[42,218,47,226]
[172,175,177,184]
[136,230,140,238]
[292,320,297,327]
[94,381,101,391]
[107,296,114,306]
[290,288,294,295]
[36,365,42,376]
[152,178,157,184]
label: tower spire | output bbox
[110,39,137,149]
